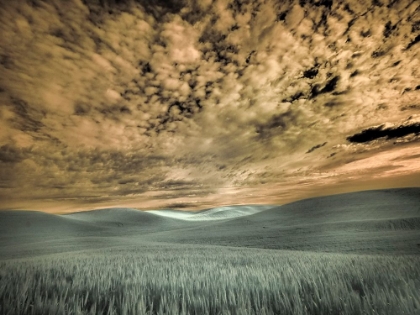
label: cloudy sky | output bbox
[0,0,419,213]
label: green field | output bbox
[1,244,420,315]
[1,189,419,314]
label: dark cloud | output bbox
[160,202,196,209]
[10,98,44,132]
[400,104,420,111]
[74,103,91,116]
[383,21,397,38]
[103,0,186,14]
[406,34,420,50]
[160,179,200,190]
[347,123,420,143]
[255,111,298,140]
[0,144,29,164]
[310,76,340,98]
[303,66,319,79]
[306,142,327,154]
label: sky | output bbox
[0,0,419,213]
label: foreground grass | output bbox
[0,243,419,315]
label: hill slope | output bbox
[146,188,420,254]
[0,210,103,240]
[1,188,419,257]
[147,205,274,221]
[65,207,169,226]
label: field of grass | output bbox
[1,243,419,315]
[1,189,419,314]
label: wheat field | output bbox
[1,243,419,315]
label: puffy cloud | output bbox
[0,0,419,212]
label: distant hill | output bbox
[65,207,169,226]
[1,188,419,258]
[146,205,275,220]
[0,210,103,239]
[146,188,420,254]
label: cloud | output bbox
[0,144,29,164]
[0,0,420,211]
[306,142,328,154]
[347,122,420,143]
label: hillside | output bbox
[145,188,420,254]
[1,188,419,258]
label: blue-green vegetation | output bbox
[1,244,419,315]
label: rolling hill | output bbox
[144,188,420,254]
[146,205,275,220]
[1,188,419,258]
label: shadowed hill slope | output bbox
[65,207,171,226]
[0,210,107,258]
[0,208,188,259]
[0,210,103,238]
